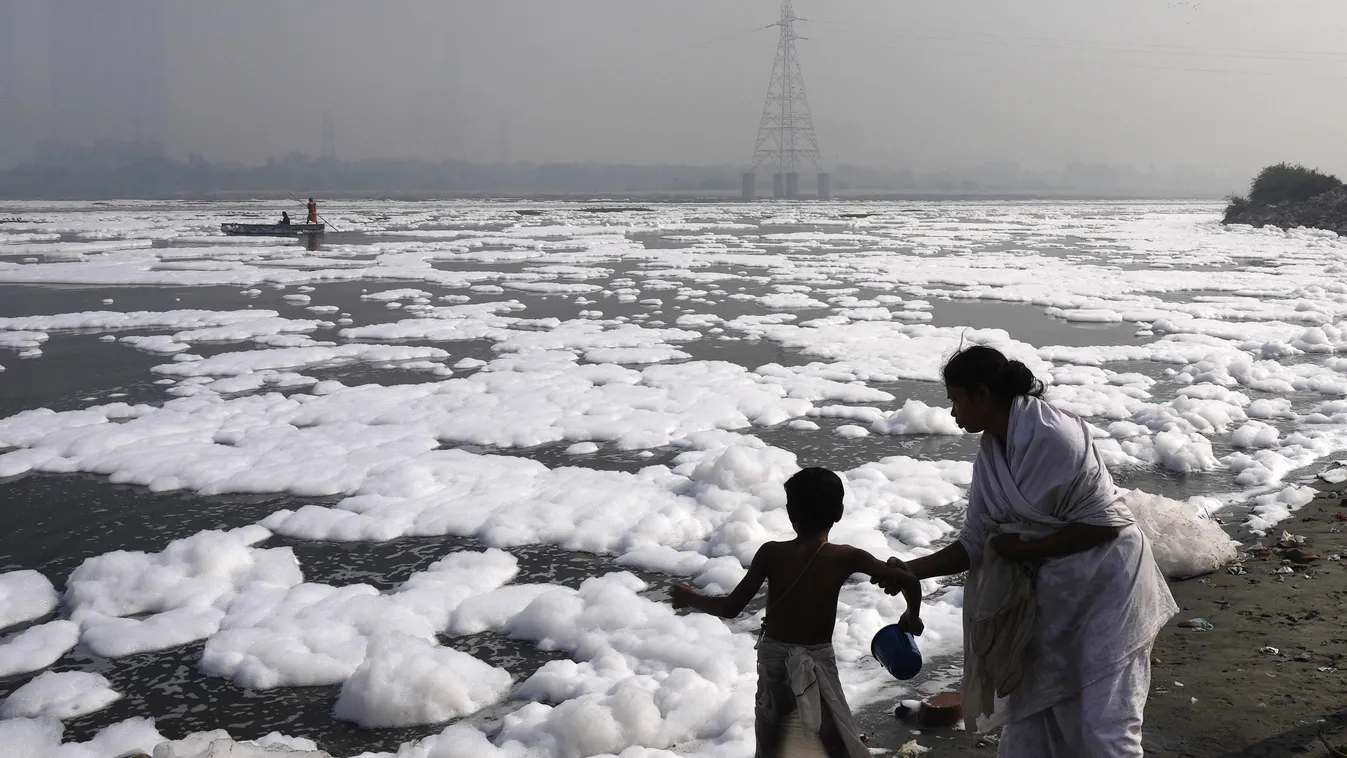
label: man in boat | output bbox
[306,198,318,224]
[279,211,291,226]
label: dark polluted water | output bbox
[0,249,1291,754]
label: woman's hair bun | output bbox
[942,346,1045,401]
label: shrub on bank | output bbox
[1248,163,1341,206]
[1223,164,1347,232]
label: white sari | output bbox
[958,397,1178,756]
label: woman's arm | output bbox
[870,541,971,598]
[993,523,1121,562]
[903,541,971,580]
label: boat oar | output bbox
[289,193,342,232]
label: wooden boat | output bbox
[221,222,325,237]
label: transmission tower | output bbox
[743,0,828,200]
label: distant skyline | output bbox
[4,0,1347,180]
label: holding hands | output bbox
[870,556,910,596]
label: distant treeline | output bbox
[0,140,1244,200]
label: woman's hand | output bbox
[991,534,1035,562]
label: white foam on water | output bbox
[8,200,1347,757]
[153,729,326,758]
[202,549,517,689]
[870,400,964,436]
[120,335,195,354]
[361,289,434,302]
[1244,485,1317,534]
[0,671,122,720]
[835,424,869,439]
[0,619,80,678]
[0,569,59,629]
[0,331,47,350]
[728,321,1048,385]
[333,633,513,728]
[65,526,303,657]
[0,716,168,758]
[151,345,450,380]
[0,718,65,758]
[0,309,283,333]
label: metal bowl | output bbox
[917,692,964,729]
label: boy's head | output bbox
[784,467,844,533]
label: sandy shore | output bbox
[845,487,1347,757]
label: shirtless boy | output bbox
[671,467,923,758]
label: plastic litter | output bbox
[1178,618,1214,631]
[1261,646,1280,656]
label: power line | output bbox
[454,24,773,103]
[811,18,1347,66]
[811,22,1347,82]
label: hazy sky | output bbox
[6,0,1347,176]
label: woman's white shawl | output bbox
[958,396,1178,732]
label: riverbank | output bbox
[855,487,1347,757]
[1223,186,1347,236]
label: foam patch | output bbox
[0,671,122,720]
[333,633,513,728]
[0,570,59,630]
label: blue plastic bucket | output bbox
[871,624,922,680]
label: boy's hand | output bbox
[899,611,925,637]
[669,585,698,609]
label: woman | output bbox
[879,345,1177,757]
